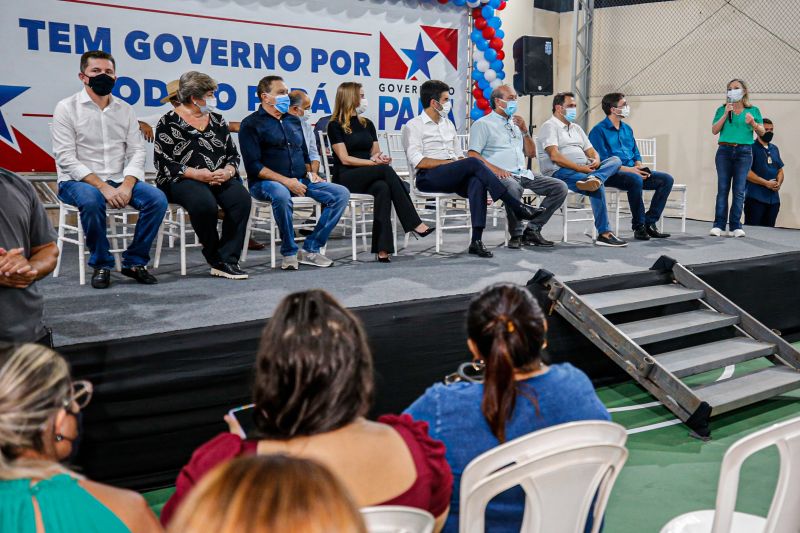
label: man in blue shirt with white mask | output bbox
[745,118,784,227]
[240,76,349,270]
[588,92,673,240]
[468,85,568,249]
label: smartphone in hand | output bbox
[227,404,256,439]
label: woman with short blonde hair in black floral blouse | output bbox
[154,71,252,279]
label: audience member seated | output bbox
[589,93,672,240]
[402,80,541,258]
[538,92,626,247]
[406,283,610,533]
[0,168,59,344]
[0,343,161,533]
[154,71,252,280]
[287,90,322,175]
[52,50,168,289]
[328,82,433,262]
[239,76,349,270]
[468,84,568,249]
[167,455,366,533]
[160,290,452,530]
[745,118,784,227]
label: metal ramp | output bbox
[537,256,800,438]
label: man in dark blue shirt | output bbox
[239,76,349,269]
[745,118,784,227]
[589,92,674,240]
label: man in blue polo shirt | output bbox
[745,118,784,227]
[589,93,673,240]
[468,84,566,249]
[239,75,349,270]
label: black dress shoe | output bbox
[633,226,651,240]
[210,262,249,280]
[507,236,522,249]
[376,254,391,263]
[522,227,554,247]
[646,224,671,238]
[91,268,111,289]
[512,204,546,221]
[468,240,494,258]
[411,227,436,239]
[595,233,628,247]
[121,265,158,284]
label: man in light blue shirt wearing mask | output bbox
[288,90,321,174]
[537,92,626,247]
[469,85,568,249]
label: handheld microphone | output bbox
[728,97,733,123]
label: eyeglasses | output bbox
[62,380,93,414]
[504,122,518,139]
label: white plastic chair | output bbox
[390,130,472,253]
[361,506,435,533]
[635,137,687,234]
[660,415,800,533]
[53,201,140,285]
[318,130,397,260]
[240,197,323,268]
[153,204,203,276]
[459,420,628,533]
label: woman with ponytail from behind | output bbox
[405,283,609,533]
[0,343,162,533]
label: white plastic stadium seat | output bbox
[660,415,800,533]
[459,420,628,533]
[361,506,435,533]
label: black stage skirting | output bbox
[63,251,800,490]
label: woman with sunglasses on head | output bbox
[710,79,765,238]
[0,343,162,533]
[405,283,609,533]
[327,82,433,262]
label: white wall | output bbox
[499,4,799,229]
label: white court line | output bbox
[626,419,683,435]
[615,365,737,434]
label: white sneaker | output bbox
[732,228,746,238]
[297,250,333,268]
[709,227,723,237]
[281,255,299,270]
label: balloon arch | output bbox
[434,0,509,122]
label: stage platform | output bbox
[42,218,800,346]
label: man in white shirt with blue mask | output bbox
[468,85,568,249]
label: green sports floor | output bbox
[143,344,800,533]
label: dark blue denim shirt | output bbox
[588,117,642,167]
[239,105,310,181]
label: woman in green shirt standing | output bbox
[0,344,161,533]
[710,79,766,237]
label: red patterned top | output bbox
[160,414,453,525]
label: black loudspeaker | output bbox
[513,36,554,96]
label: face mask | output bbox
[86,73,116,97]
[615,105,630,118]
[727,88,744,102]
[300,109,311,122]
[761,131,774,143]
[356,98,368,115]
[437,100,452,117]
[273,94,290,114]
[502,99,518,117]
[564,107,578,122]
[195,97,216,115]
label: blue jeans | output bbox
[249,179,349,256]
[605,170,674,229]
[553,156,621,234]
[58,180,168,269]
[714,144,752,231]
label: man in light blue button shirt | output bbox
[468,85,568,248]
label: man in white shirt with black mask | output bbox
[402,80,542,258]
[52,50,167,289]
